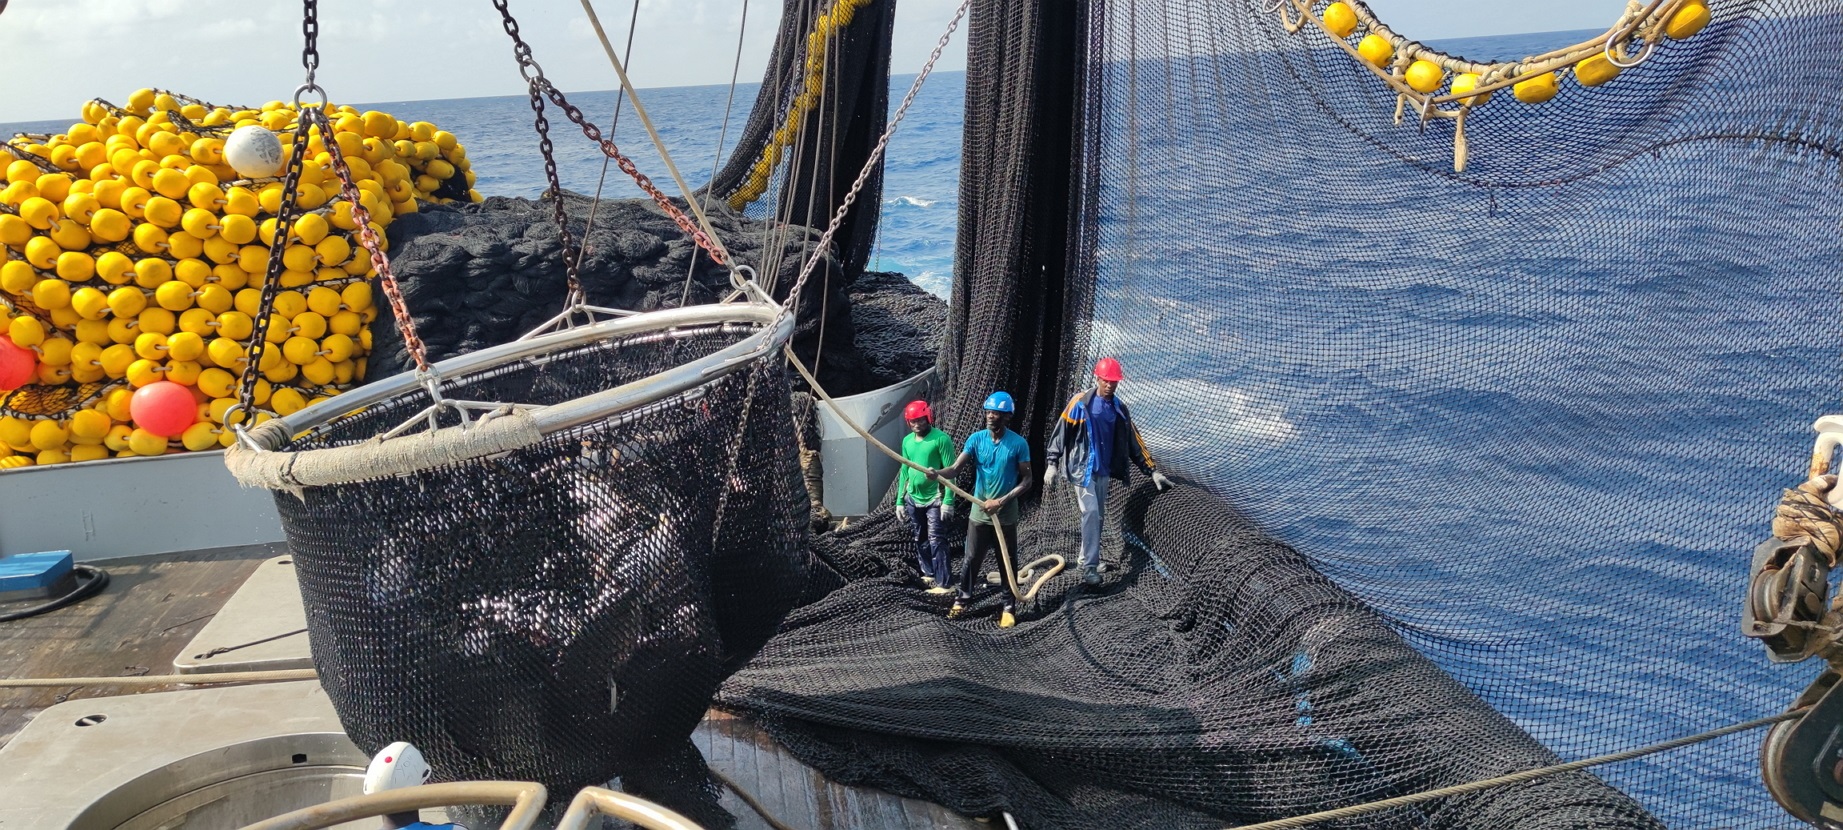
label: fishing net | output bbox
[709,0,897,279]
[713,0,1843,827]
[228,316,810,795]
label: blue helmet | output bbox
[982,391,1015,413]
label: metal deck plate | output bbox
[174,555,313,674]
[0,681,364,830]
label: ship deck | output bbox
[0,544,981,829]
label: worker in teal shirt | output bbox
[895,400,956,593]
[932,391,1032,627]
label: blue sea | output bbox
[1,26,1819,827]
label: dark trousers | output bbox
[904,501,949,585]
[959,520,1020,606]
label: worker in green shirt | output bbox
[896,400,956,594]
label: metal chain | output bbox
[490,0,728,267]
[239,0,434,418]
[235,116,314,415]
[489,2,587,298]
[524,75,586,299]
[300,0,319,86]
[313,107,432,374]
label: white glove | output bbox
[941,502,955,520]
[1151,471,1172,491]
[1042,465,1060,489]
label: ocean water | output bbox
[0,25,1811,826]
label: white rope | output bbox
[682,0,752,307]
[576,0,643,278]
[1226,709,1804,830]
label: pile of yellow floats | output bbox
[0,89,481,469]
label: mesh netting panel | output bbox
[727,485,1660,828]
[271,326,809,794]
[1070,0,1843,826]
[715,1,1843,828]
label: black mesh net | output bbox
[253,0,1842,825]
[270,324,809,795]
[712,1,1843,828]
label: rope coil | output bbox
[1774,475,1843,563]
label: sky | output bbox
[0,0,1629,124]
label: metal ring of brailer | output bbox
[729,263,759,293]
[291,82,330,111]
[1603,14,1656,69]
[252,301,794,450]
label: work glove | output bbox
[1151,471,1172,491]
[1042,464,1060,489]
[941,503,955,520]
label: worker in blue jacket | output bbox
[1044,357,1171,585]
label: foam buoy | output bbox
[223,125,284,178]
[0,338,35,390]
[1513,71,1559,104]
[1404,59,1444,93]
[0,90,478,468]
[1357,34,1393,68]
[1450,72,1492,105]
[1322,1,1358,37]
[1574,53,1621,87]
[129,380,196,437]
[1665,0,1711,39]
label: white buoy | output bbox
[223,125,284,178]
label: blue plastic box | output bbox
[0,550,74,602]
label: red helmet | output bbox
[903,400,933,422]
[1094,357,1125,382]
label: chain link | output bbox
[236,116,314,416]
[314,107,432,374]
[491,0,727,268]
[301,0,319,85]
[526,74,586,298]
[239,0,434,421]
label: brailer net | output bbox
[716,1,1843,828]
[243,321,809,795]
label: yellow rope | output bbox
[726,0,876,209]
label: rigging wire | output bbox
[575,0,643,281]
[577,0,734,265]
[761,0,815,298]
[772,0,967,323]
[811,14,844,383]
[680,0,753,307]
